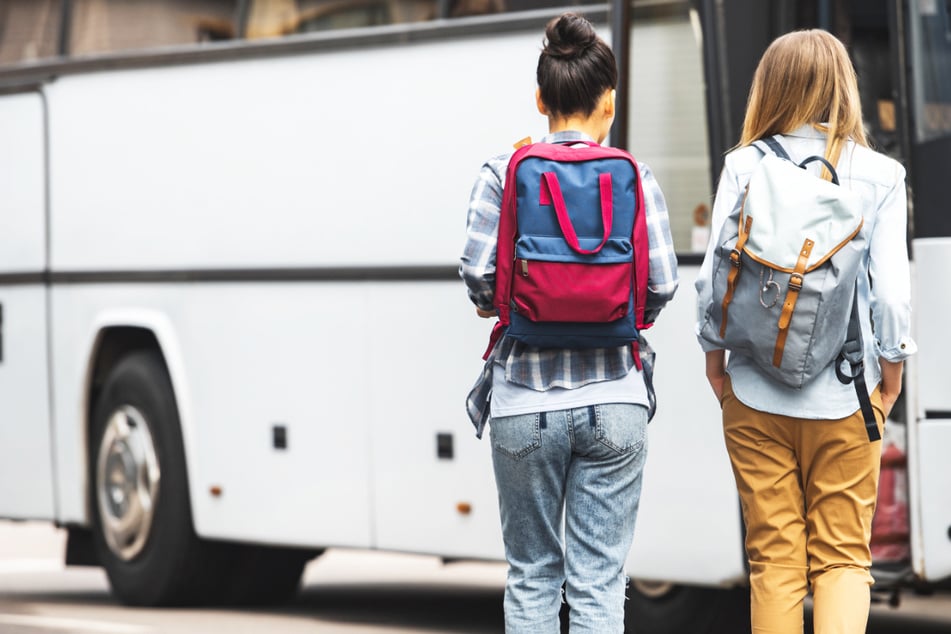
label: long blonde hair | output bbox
[739,30,867,179]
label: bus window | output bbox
[909,0,951,143]
[499,0,602,14]
[69,0,239,56]
[242,1,604,39]
[0,0,61,65]
[449,0,505,18]
[244,0,438,37]
[446,0,604,21]
[295,1,393,32]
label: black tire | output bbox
[219,545,321,606]
[90,350,229,606]
[624,581,751,634]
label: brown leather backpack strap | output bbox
[773,238,815,367]
[720,213,753,338]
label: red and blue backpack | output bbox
[484,140,651,361]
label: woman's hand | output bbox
[880,391,899,418]
[879,358,904,417]
[476,307,496,319]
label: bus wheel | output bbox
[219,544,322,606]
[625,581,750,634]
[90,350,225,606]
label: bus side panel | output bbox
[49,283,379,546]
[909,238,951,581]
[368,283,502,560]
[625,274,748,586]
[42,31,544,535]
[0,93,46,273]
[171,283,375,546]
[0,289,55,520]
[915,422,951,581]
[44,34,546,273]
[0,93,56,520]
[912,239,951,416]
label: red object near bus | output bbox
[871,441,910,562]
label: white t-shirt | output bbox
[489,362,649,418]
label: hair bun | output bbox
[543,13,597,59]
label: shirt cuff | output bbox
[877,335,917,362]
[695,325,724,353]
[468,288,495,312]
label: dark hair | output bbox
[536,13,618,118]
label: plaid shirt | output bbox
[460,131,679,436]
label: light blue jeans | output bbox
[489,403,649,634]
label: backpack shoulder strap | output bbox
[752,135,792,160]
[630,156,649,332]
[835,284,881,442]
[494,144,536,327]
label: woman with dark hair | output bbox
[696,30,916,633]
[461,13,678,633]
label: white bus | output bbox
[0,0,948,631]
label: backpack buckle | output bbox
[788,273,803,291]
[729,249,742,268]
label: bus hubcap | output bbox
[632,579,675,599]
[96,405,161,561]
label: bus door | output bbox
[901,0,951,584]
[0,88,56,520]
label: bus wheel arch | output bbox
[86,327,166,426]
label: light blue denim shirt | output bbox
[695,124,917,419]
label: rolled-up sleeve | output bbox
[868,163,917,361]
[695,162,741,352]
[459,160,504,311]
[640,162,679,324]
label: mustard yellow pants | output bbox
[721,378,885,634]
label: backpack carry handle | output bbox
[759,136,840,185]
[541,171,613,255]
[798,156,840,185]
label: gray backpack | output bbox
[698,136,880,441]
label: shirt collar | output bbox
[785,123,829,139]
[540,130,598,144]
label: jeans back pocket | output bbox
[489,412,542,460]
[595,404,648,454]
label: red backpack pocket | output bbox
[511,259,632,323]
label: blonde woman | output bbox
[695,30,916,633]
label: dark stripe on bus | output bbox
[0,266,460,285]
[0,253,704,287]
[0,272,48,286]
